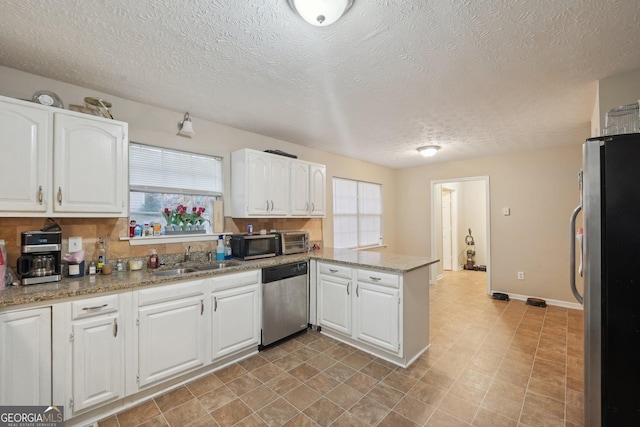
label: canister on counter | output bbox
[247,223,253,235]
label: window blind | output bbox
[333,177,382,249]
[129,143,223,196]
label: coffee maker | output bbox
[17,231,62,285]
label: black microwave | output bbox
[230,234,279,260]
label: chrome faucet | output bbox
[184,245,191,262]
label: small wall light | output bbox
[288,0,353,26]
[177,112,195,138]
[417,145,441,157]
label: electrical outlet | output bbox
[503,207,511,216]
[69,236,82,252]
[517,272,524,280]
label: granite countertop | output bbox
[0,249,438,309]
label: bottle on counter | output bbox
[129,220,137,238]
[115,259,125,272]
[216,236,225,261]
[224,236,232,260]
[149,249,159,269]
[97,240,106,272]
[247,223,253,235]
[88,260,97,275]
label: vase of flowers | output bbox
[162,205,209,235]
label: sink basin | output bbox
[153,268,198,277]
[196,262,240,271]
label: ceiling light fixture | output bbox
[177,112,195,138]
[417,145,441,157]
[288,0,353,26]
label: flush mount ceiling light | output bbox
[288,0,354,26]
[177,112,195,138]
[417,145,441,157]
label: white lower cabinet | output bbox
[354,281,400,353]
[0,306,52,405]
[317,274,352,335]
[135,280,206,388]
[317,262,403,360]
[68,294,125,413]
[211,271,261,360]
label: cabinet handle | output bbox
[369,276,382,281]
[38,186,43,204]
[311,202,315,212]
[57,187,62,205]
[201,299,204,315]
[347,282,350,295]
[113,318,118,337]
[266,200,270,211]
[356,284,359,297]
[329,269,338,273]
[271,200,274,211]
[305,202,309,212]
[82,304,108,311]
[214,297,218,312]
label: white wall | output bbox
[398,144,584,304]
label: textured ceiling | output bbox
[0,0,639,168]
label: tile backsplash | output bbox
[0,217,323,267]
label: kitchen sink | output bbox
[195,261,240,271]
[153,268,198,277]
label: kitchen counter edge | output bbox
[0,249,438,309]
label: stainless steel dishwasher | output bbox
[261,261,308,348]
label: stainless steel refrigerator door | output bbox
[583,139,602,427]
[261,274,309,346]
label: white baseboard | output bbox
[504,292,583,310]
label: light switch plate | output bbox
[69,236,82,252]
[503,207,511,216]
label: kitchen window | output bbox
[333,177,382,249]
[129,143,223,232]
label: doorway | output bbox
[431,177,491,294]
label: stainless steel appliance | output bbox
[569,133,640,426]
[260,261,308,347]
[16,231,62,285]
[230,233,279,260]
[277,231,309,255]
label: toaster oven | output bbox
[277,231,309,255]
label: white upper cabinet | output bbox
[0,95,128,217]
[232,149,290,217]
[53,114,127,215]
[0,99,50,213]
[232,148,325,218]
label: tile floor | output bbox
[98,270,584,426]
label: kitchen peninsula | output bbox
[0,248,437,427]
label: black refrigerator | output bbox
[570,133,640,426]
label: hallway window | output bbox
[333,178,382,248]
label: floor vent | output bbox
[491,292,509,301]
[526,297,547,308]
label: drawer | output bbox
[318,263,352,279]
[357,268,399,288]
[211,270,259,292]
[72,294,119,320]
[137,279,205,307]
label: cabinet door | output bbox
[317,275,352,335]
[0,100,50,213]
[246,151,270,215]
[71,313,123,412]
[137,295,205,387]
[309,164,326,216]
[268,155,290,215]
[53,114,127,215]
[290,160,310,216]
[211,284,260,360]
[354,282,399,353]
[0,307,52,405]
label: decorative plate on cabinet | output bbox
[32,90,64,108]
